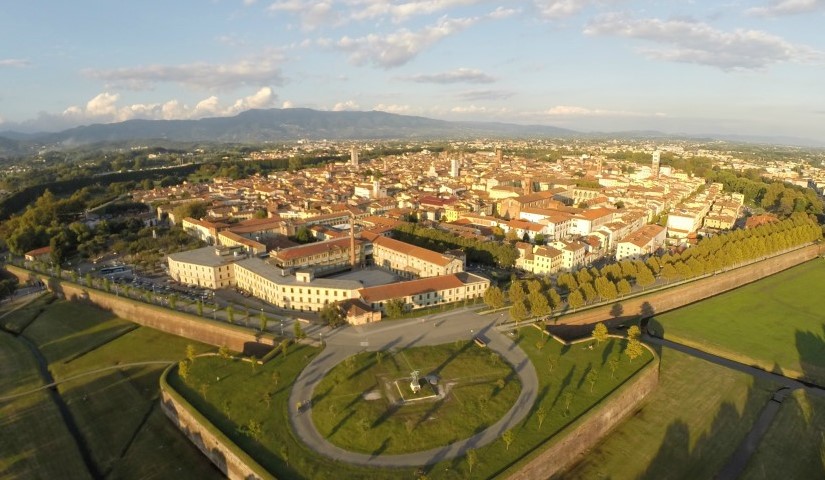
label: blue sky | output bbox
[1,0,823,140]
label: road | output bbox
[287,308,539,467]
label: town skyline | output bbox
[1,1,824,141]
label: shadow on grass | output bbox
[795,326,825,387]
[371,438,391,458]
[327,410,355,438]
[601,339,616,366]
[550,366,576,410]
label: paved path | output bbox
[715,388,790,480]
[288,310,539,467]
[643,334,825,397]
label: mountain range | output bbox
[0,108,822,156]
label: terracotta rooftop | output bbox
[359,272,485,304]
[273,237,362,261]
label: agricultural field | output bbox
[742,389,825,479]
[0,297,220,479]
[312,342,521,454]
[650,259,825,384]
[564,347,778,479]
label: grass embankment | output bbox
[742,389,825,479]
[312,342,520,454]
[652,259,825,384]
[564,347,778,479]
[0,333,90,480]
[0,292,53,333]
[171,327,653,479]
[0,297,220,479]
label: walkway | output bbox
[288,311,539,467]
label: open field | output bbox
[742,389,825,479]
[651,259,825,384]
[311,342,520,454]
[0,332,90,480]
[0,297,220,479]
[564,347,778,479]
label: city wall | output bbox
[4,265,276,352]
[159,365,274,480]
[552,243,823,328]
[508,341,659,480]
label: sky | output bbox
[0,0,823,140]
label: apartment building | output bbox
[616,224,667,260]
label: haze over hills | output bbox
[0,108,822,157]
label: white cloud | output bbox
[406,67,495,84]
[335,16,478,68]
[448,104,511,115]
[84,55,285,90]
[457,89,513,101]
[226,87,279,114]
[584,14,822,71]
[268,0,341,30]
[541,105,663,117]
[373,103,411,114]
[282,100,295,108]
[57,87,278,126]
[488,6,520,19]
[533,0,586,19]
[747,0,824,17]
[332,100,360,111]
[0,58,31,68]
[349,0,486,23]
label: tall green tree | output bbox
[483,285,505,309]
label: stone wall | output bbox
[508,349,659,480]
[4,265,276,352]
[552,244,823,327]
[159,366,274,480]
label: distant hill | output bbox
[1,108,822,155]
[0,108,574,153]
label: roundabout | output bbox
[309,340,523,455]
[288,317,540,466]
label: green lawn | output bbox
[465,328,654,479]
[742,389,825,479]
[312,342,520,454]
[22,300,136,365]
[169,344,416,480]
[652,259,825,384]
[47,326,215,476]
[0,332,90,480]
[171,327,653,479]
[1,298,220,480]
[0,292,53,334]
[564,347,778,480]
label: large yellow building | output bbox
[167,246,243,289]
[372,236,464,279]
